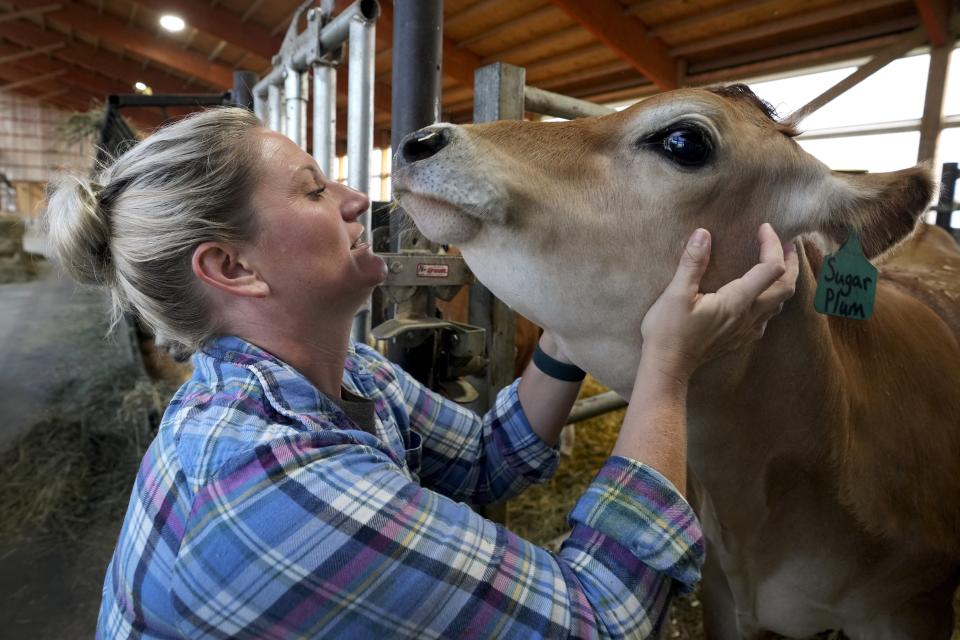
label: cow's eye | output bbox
[659,126,712,167]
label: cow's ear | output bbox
[819,165,935,258]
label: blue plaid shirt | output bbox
[97,335,703,639]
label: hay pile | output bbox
[0,216,46,284]
[0,368,177,542]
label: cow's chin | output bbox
[397,193,482,245]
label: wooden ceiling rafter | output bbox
[648,0,785,39]
[11,0,236,87]
[669,0,908,56]
[455,5,558,50]
[0,19,206,95]
[0,2,57,22]
[551,0,678,89]
[0,39,63,63]
[913,0,951,46]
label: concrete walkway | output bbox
[0,268,138,452]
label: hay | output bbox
[0,370,177,542]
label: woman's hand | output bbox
[640,223,799,382]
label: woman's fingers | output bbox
[666,228,712,299]
[752,241,800,316]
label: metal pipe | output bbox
[523,86,615,119]
[390,0,443,252]
[254,94,267,122]
[267,83,283,133]
[284,68,307,148]
[231,70,259,111]
[348,13,376,343]
[289,0,380,69]
[936,163,958,231]
[313,63,337,176]
[567,391,628,425]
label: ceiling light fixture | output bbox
[134,82,147,91]
[159,14,185,32]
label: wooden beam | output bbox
[0,40,121,97]
[0,2,59,22]
[917,36,954,161]
[913,0,950,46]
[0,41,64,64]
[142,0,276,60]
[12,0,236,88]
[623,0,675,17]
[688,16,919,75]
[444,0,502,31]
[0,69,66,91]
[0,20,203,94]
[788,27,928,123]
[551,0,677,89]
[455,6,558,50]
[670,0,905,57]
[649,0,784,39]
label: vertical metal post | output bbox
[389,0,443,252]
[313,63,337,177]
[231,70,259,111]
[267,83,284,133]
[936,162,958,231]
[254,93,267,123]
[284,68,307,149]
[348,13,376,343]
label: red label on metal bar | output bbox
[417,263,449,278]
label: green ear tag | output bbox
[814,232,877,320]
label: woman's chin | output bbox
[351,243,388,283]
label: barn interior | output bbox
[0,0,957,638]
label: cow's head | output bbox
[392,85,934,389]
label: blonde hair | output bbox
[45,107,262,354]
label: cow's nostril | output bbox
[401,128,451,164]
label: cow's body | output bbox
[392,86,960,638]
[689,225,960,639]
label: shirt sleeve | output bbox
[171,437,704,640]
[359,343,559,504]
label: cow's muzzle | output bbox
[395,126,453,168]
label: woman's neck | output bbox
[231,306,355,399]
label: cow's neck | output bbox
[685,243,844,518]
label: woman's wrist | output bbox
[637,346,694,389]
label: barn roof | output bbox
[0,0,951,138]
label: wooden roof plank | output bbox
[649,0,784,38]
[670,0,907,56]
[0,19,202,94]
[550,0,677,89]
[144,0,275,60]
[12,0,236,87]
[913,0,950,46]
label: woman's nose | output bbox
[339,185,370,222]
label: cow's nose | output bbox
[399,127,452,165]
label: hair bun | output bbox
[45,174,114,285]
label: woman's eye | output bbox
[308,186,326,199]
[661,127,711,166]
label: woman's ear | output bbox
[191,242,270,298]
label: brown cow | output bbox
[392,85,960,638]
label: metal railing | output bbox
[253,0,379,342]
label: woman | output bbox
[47,107,797,639]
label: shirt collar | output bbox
[198,335,360,428]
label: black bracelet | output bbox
[533,343,586,382]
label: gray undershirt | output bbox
[327,387,377,434]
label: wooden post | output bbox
[917,38,954,163]
[469,63,525,526]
